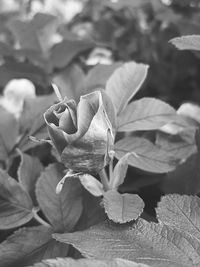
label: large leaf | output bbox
[115,137,178,173]
[36,163,83,232]
[50,39,95,69]
[0,169,33,229]
[0,226,69,267]
[170,35,200,51]
[54,219,198,267]
[106,62,149,115]
[30,257,150,267]
[18,151,43,204]
[0,107,18,161]
[117,98,176,132]
[157,195,200,241]
[103,190,144,223]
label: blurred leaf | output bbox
[52,64,85,102]
[50,39,95,69]
[0,107,18,161]
[30,257,150,267]
[54,219,197,267]
[79,174,104,197]
[19,94,56,152]
[17,151,43,204]
[0,226,69,267]
[103,190,144,223]
[157,195,200,241]
[0,61,49,87]
[104,0,149,10]
[7,13,59,56]
[36,163,83,232]
[83,63,122,93]
[0,42,14,57]
[161,130,200,194]
[156,131,196,160]
[117,98,176,132]
[170,35,200,51]
[115,137,178,173]
[0,169,33,229]
[106,62,149,115]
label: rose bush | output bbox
[44,90,115,173]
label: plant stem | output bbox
[32,208,51,227]
[109,158,114,187]
[99,169,110,191]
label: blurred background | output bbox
[0,0,200,108]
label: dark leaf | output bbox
[0,169,33,229]
[0,107,18,161]
[0,61,49,87]
[17,151,43,204]
[0,226,69,267]
[36,163,83,232]
[50,39,95,69]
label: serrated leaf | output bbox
[103,190,144,223]
[106,62,148,115]
[50,39,95,69]
[0,169,33,229]
[54,219,198,267]
[30,257,150,267]
[157,195,200,241]
[0,226,69,267]
[170,35,200,51]
[79,174,104,197]
[36,163,83,232]
[18,151,43,204]
[117,98,176,132]
[0,107,18,161]
[115,137,178,173]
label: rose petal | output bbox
[44,98,77,153]
[61,91,114,173]
[59,108,76,133]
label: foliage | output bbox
[0,1,200,267]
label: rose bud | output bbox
[44,91,115,173]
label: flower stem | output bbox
[32,208,51,227]
[99,169,110,191]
